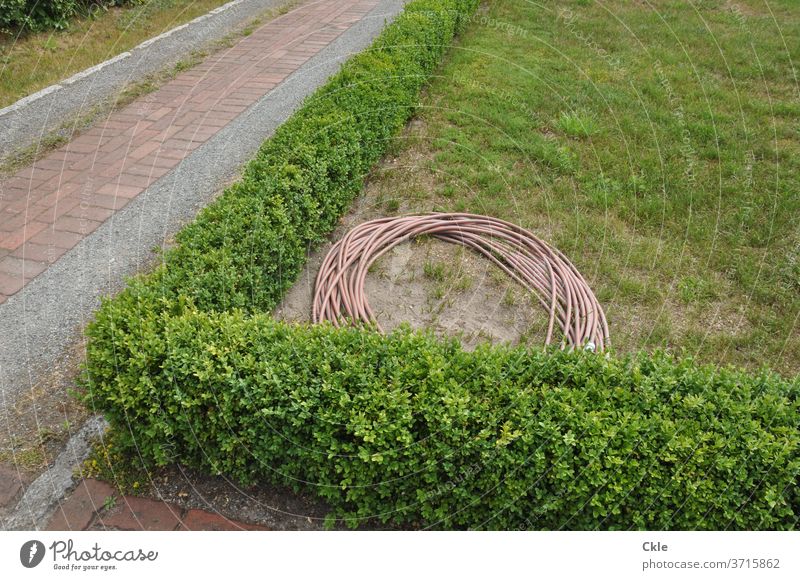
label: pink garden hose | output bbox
[312,213,609,351]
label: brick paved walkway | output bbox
[0,0,377,304]
[45,479,268,531]
[1,467,266,530]
[2,461,271,530]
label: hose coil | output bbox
[313,213,609,350]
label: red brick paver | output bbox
[97,495,183,531]
[44,479,268,531]
[0,0,377,302]
[0,464,24,509]
[46,478,115,531]
[180,509,268,531]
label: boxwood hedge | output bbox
[87,311,799,529]
[1,0,131,35]
[81,0,800,529]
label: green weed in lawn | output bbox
[556,111,599,138]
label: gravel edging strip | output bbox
[0,0,291,160]
[0,0,406,413]
[4,416,107,531]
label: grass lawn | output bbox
[365,0,799,374]
[0,0,255,108]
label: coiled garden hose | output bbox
[312,213,609,351]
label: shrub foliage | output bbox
[87,311,799,529]
[81,0,799,529]
[0,0,129,35]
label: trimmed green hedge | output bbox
[81,0,800,529]
[0,0,130,35]
[88,311,799,529]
